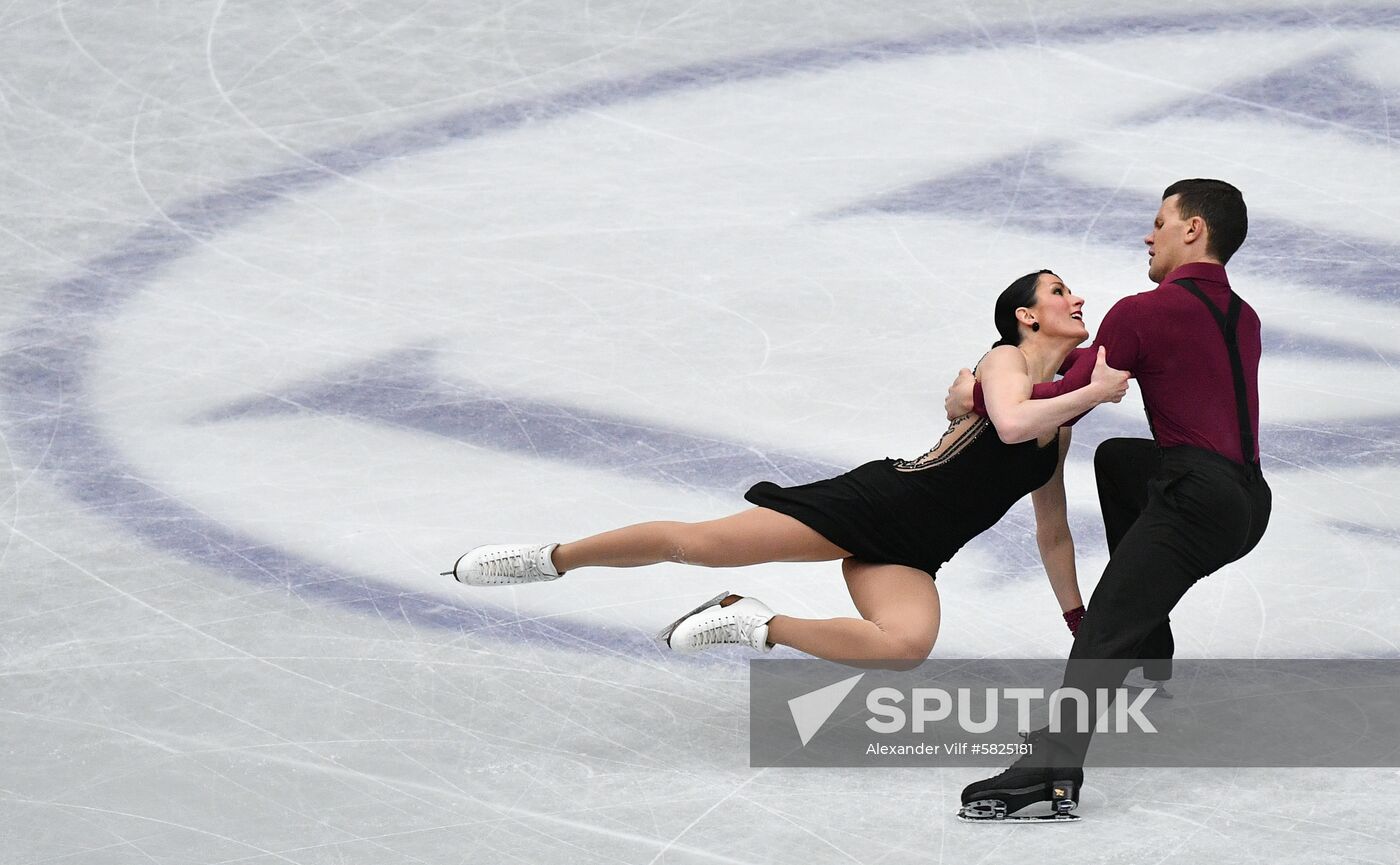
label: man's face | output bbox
[1144,194,1191,284]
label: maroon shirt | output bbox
[974,262,1262,465]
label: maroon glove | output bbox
[1063,605,1085,637]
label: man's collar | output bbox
[1161,261,1229,287]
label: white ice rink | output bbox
[4,1,1400,861]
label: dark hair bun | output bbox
[991,270,1054,348]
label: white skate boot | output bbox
[443,543,562,586]
[656,592,774,654]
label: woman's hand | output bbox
[1088,347,1130,404]
[1063,605,1085,637]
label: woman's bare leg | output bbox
[767,559,940,670]
[551,507,850,572]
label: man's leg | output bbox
[961,458,1270,816]
[1094,438,1172,678]
[1094,438,1159,549]
[1061,462,1256,760]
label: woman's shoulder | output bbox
[977,345,1028,376]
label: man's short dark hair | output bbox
[1162,179,1247,264]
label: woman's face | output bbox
[1027,273,1088,341]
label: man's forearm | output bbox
[973,347,1097,416]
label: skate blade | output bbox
[956,811,1080,823]
[441,552,469,582]
[957,800,1080,823]
[653,591,732,647]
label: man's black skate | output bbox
[958,731,1084,823]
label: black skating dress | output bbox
[744,415,1060,579]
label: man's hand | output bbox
[1090,346,1130,404]
[944,367,976,420]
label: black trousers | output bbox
[1055,438,1272,763]
[1094,439,1174,677]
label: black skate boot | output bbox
[958,731,1084,822]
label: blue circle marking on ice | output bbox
[6,8,1400,650]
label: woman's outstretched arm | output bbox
[1030,429,1083,624]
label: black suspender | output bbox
[1173,278,1257,465]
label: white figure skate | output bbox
[656,592,774,653]
[443,543,562,586]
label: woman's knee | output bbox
[873,628,935,671]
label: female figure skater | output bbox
[445,271,1129,669]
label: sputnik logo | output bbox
[787,673,865,746]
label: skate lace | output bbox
[696,615,757,648]
[482,552,527,580]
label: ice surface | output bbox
[3,1,1400,862]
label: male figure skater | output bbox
[948,178,1273,818]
